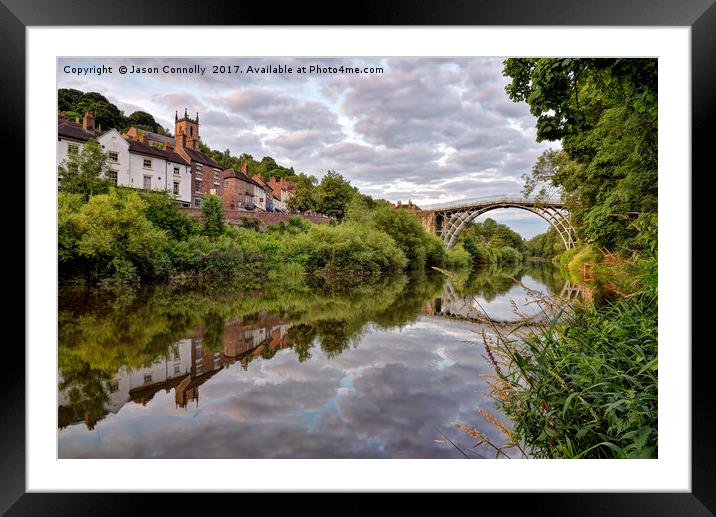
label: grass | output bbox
[454,258,657,459]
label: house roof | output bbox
[137,129,175,146]
[126,138,189,164]
[58,116,103,142]
[223,168,263,188]
[182,147,221,168]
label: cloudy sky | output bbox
[58,57,556,237]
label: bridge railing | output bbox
[419,195,565,211]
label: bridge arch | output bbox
[428,200,575,250]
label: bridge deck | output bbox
[420,196,565,212]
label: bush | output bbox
[60,189,170,283]
[240,217,261,231]
[292,222,407,274]
[366,206,428,270]
[140,190,197,241]
[499,245,523,264]
[169,235,262,279]
[202,194,225,239]
[445,244,471,270]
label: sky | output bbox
[58,57,556,238]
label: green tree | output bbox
[315,171,355,220]
[72,189,169,282]
[503,58,657,253]
[140,190,196,241]
[58,139,113,200]
[201,195,225,239]
[127,111,160,132]
[286,174,318,212]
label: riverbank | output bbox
[59,188,471,288]
[459,254,658,458]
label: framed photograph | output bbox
[5,0,713,513]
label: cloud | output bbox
[57,56,557,237]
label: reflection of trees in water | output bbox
[458,261,566,301]
[58,273,449,426]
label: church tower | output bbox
[175,108,200,150]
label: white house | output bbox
[57,111,103,167]
[97,130,192,205]
[58,113,193,205]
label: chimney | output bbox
[83,111,95,132]
[140,132,147,144]
[163,142,169,150]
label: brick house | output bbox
[222,162,263,211]
[172,109,224,208]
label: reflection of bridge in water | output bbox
[423,280,585,328]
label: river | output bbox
[57,261,568,458]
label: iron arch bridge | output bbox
[417,196,575,250]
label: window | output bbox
[174,167,180,175]
[143,158,152,168]
[143,176,152,189]
[194,179,202,193]
[224,179,229,189]
[195,163,203,174]
[109,380,119,393]
[193,197,201,208]
[174,364,181,375]
[106,170,118,186]
[108,151,118,162]
[214,168,220,178]
[173,182,180,195]
[67,143,79,154]
[143,374,152,385]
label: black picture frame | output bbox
[3,0,712,514]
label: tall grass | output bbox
[456,259,657,459]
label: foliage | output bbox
[57,139,113,200]
[169,235,262,280]
[499,245,523,264]
[201,195,225,239]
[315,171,357,220]
[240,217,261,231]
[59,88,164,133]
[477,265,657,458]
[286,174,318,212]
[59,189,169,283]
[503,58,657,253]
[444,244,471,270]
[458,218,526,264]
[139,190,197,241]
[525,227,565,258]
[292,222,408,274]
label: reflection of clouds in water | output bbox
[59,320,508,459]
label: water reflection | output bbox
[58,262,569,458]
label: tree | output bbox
[58,139,113,200]
[503,58,657,253]
[201,195,225,239]
[127,111,160,132]
[315,171,355,220]
[522,148,576,200]
[287,174,318,212]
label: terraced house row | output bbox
[57,109,293,211]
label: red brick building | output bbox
[172,109,224,208]
[222,162,262,211]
